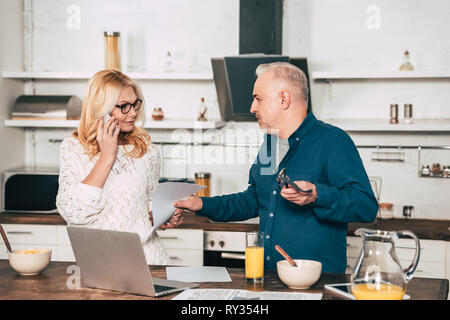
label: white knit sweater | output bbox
[56,137,170,265]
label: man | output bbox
[174,62,378,273]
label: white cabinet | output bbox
[156,228,203,266]
[0,224,204,266]
[0,224,75,262]
[55,225,76,262]
[346,236,447,280]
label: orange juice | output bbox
[352,283,405,300]
[245,246,264,281]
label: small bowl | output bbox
[8,249,52,276]
[277,259,322,289]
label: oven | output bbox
[203,231,247,268]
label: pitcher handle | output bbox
[397,230,421,283]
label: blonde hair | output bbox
[255,62,309,104]
[73,69,151,159]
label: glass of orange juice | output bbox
[245,231,264,285]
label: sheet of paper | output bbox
[150,182,205,234]
[166,266,232,283]
[172,288,323,300]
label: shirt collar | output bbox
[287,111,318,147]
[264,111,318,149]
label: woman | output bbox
[56,69,181,265]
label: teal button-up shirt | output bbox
[198,112,378,273]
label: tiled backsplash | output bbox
[5,0,450,221]
[23,124,450,220]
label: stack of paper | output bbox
[149,182,205,234]
[172,288,323,300]
[166,266,232,283]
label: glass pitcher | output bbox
[350,228,420,300]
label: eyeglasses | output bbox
[276,168,313,193]
[115,98,142,114]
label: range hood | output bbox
[211,55,312,122]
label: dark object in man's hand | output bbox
[276,168,313,194]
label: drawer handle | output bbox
[7,231,33,235]
[169,256,181,260]
[396,245,424,250]
[221,252,245,260]
[159,236,179,240]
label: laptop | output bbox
[67,226,199,297]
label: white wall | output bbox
[284,0,450,120]
[26,0,239,120]
[4,0,450,219]
[0,0,26,209]
[282,0,450,219]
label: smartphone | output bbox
[324,283,411,300]
[103,113,111,125]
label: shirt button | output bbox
[269,213,274,218]
[296,137,300,141]
[273,191,276,195]
[266,234,270,239]
[266,256,271,261]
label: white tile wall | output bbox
[5,0,450,220]
[284,0,450,120]
[0,0,26,213]
[23,125,450,219]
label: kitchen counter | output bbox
[0,211,260,232]
[348,218,450,241]
[1,212,449,240]
[0,260,447,300]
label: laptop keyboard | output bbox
[154,284,177,293]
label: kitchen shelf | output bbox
[312,71,450,81]
[3,119,225,129]
[1,71,213,81]
[324,119,450,132]
[417,146,450,179]
[418,174,450,179]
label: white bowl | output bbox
[8,249,52,276]
[277,259,322,289]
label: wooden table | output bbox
[0,260,447,300]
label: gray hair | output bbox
[255,62,309,104]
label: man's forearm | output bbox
[198,188,259,222]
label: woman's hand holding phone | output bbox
[81,115,120,189]
[97,114,120,163]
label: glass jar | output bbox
[104,31,121,71]
[163,51,174,72]
[378,202,394,219]
[197,97,208,121]
[399,50,414,71]
[151,108,164,121]
[443,166,450,178]
[389,104,398,124]
[431,163,441,176]
[403,104,413,124]
[420,165,431,176]
[195,172,211,197]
